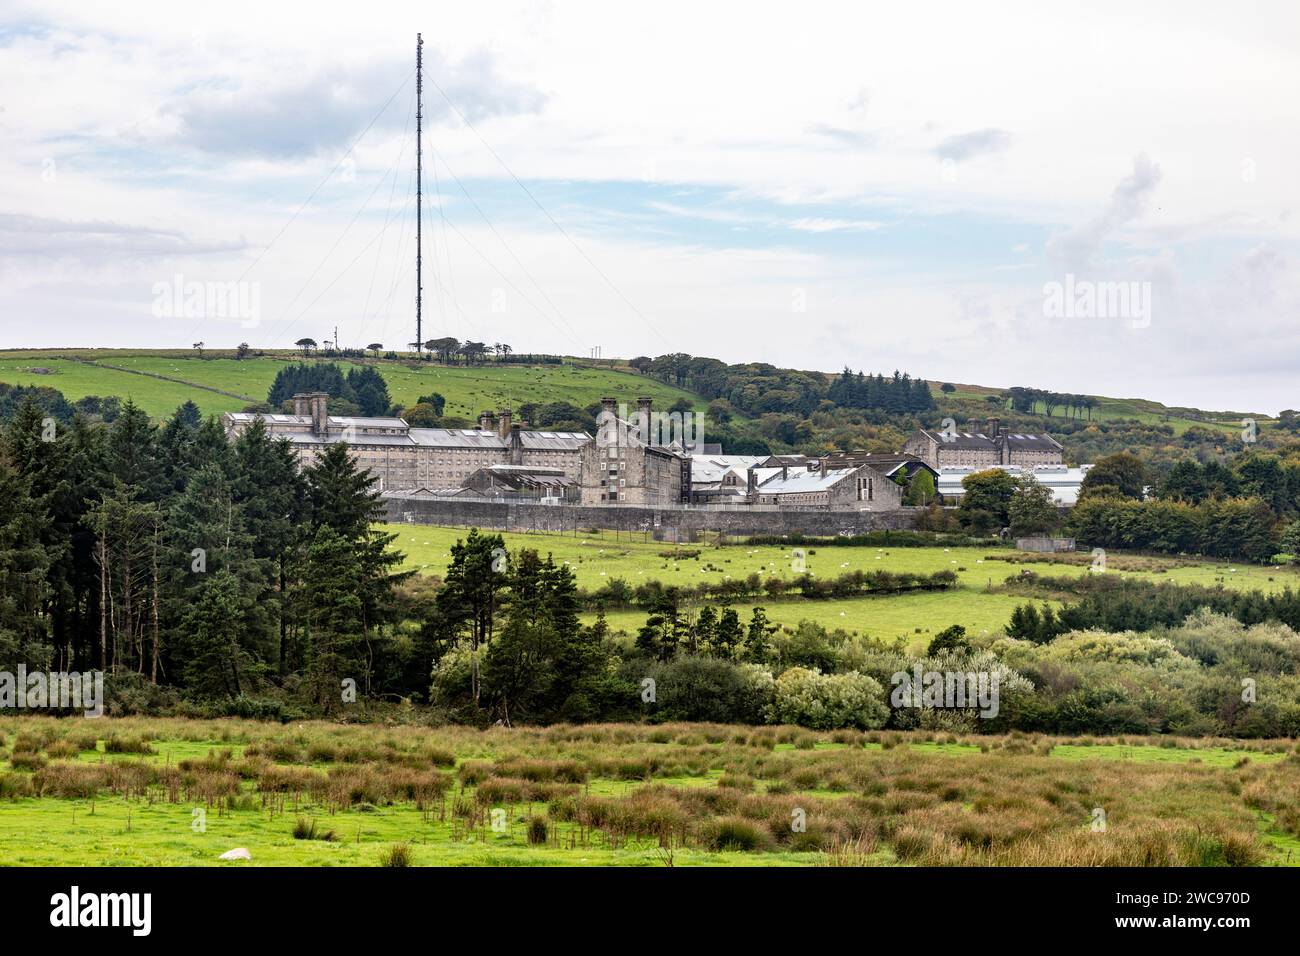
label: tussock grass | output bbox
[0,715,1293,866]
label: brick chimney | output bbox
[478,410,496,432]
[498,407,512,438]
[310,392,328,435]
[292,393,309,417]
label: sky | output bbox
[1,0,1298,413]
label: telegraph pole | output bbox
[415,33,423,354]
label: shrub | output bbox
[379,843,412,867]
[770,668,889,730]
[703,816,773,852]
[291,817,335,841]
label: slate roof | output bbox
[756,468,857,494]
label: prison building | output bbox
[578,396,691,505]
[221,392,590,491]
[752,461,904,511]
[903,418,1064,469]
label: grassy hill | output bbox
[0,349,703,421]
[940,382,1255,437]
[0,349,1273,447]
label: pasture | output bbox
[384,524,1300,647]
[0,717,1295,867]
[0,350,703,421]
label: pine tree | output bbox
[695,605,718,655]
[0,449,54,670]
[744,606,776,664]
[636,591,683,661]
[234,420,307,675]
[712,606,743,660]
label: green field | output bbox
[384,524,1300,647]
[0,350,703,422]
[1,717,1294,867]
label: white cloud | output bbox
[2,0,1299,412]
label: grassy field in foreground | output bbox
[383,524,1299,646]
[0,352,702,421]
[0,717,1295,867]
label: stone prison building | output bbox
[220,392,589,491]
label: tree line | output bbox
[0,397,408,712]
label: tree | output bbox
[940,383,956,394]
[903,469,936,506]
[636,590,684,662]
[1282,521,1300,563]
[1080,453,1147,500]
[299,525,366,709]
[424,529,507,701]
[176,400,202,430]
[744,607,776,664]
[366,343,384,357]
[192,341,204,357]
[236,342,251,360]
[958,469,1018,534]
[294,337,318,357]
[416,392,446,417]
[302,444,408,698]
[710,607,743,660]
[481,549,593,723]
[694,604,717,654]
[181,569,258,698]
[1009,474,1060,536]
[425,337,460,364]
[927,624,969,656]
[402,403,440,427]
[0,449,54,670]
[233,419,307,676]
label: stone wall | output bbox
[385,496,922,539]
[1015,536,1077,553]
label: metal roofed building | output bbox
[461,464,576,502]
[820,452,939,484]
[688,453,769,502]
[936,464,1093,506]
[753,461,904,511]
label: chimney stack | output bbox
[498,407,512,438]
[293,393,309,417]
[599,397,617,446]
[478,410,496,432]
[636,396,653,447]
[310,392,328,436]
[508,423,523,465]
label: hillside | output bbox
[0,349,704,421]
[0,349,1281,465]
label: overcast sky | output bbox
[2,0,1298,413]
